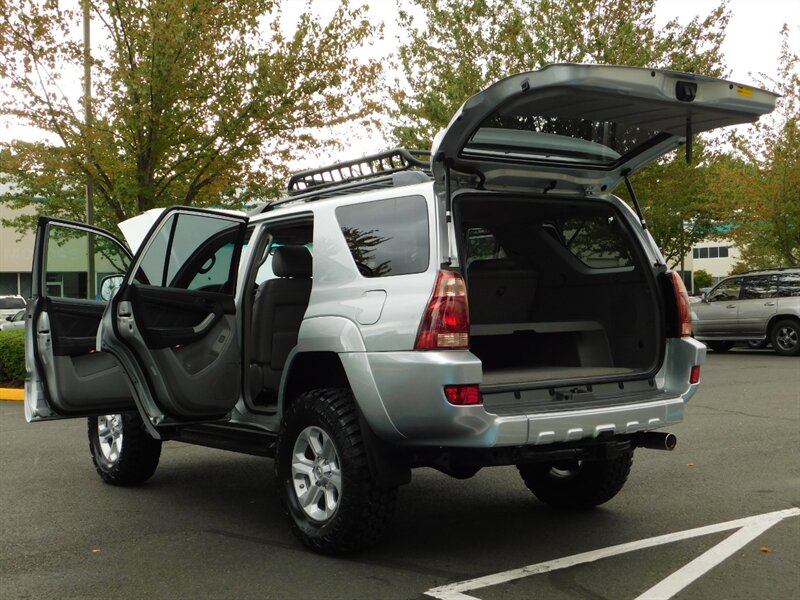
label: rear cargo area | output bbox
[456,194,662,388]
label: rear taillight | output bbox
[415,270,469,350]
[444,384,482,405]
[671,271,692,337]
[690,365,701,384]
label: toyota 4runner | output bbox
[24,64,776,554]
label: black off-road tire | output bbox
[517,450,634,509]
[88,413,162,486]
[275,388,397,554]
[707,341,735,353]
[770,318,800,356]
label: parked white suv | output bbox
[24,65,776,554]
[0,295,26,321]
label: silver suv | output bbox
[692,268,800,355]
[24,65,775,554]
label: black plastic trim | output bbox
[171,423,277,457]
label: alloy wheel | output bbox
[291,426,342,522]
[96,414,124,464]
[775,325,799,352]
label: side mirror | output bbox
[4,315,12,321]
[701,292,709,303]
[99,274,125,302]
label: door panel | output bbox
[129,285,235,348]
[696,302,739,336]
[47,297,105,355]
[694,277,742,337]
[739,275,778,336]
[120,285,240,418]
[36,298,134,416]
[25,218,135,422]
[102,208,247,424]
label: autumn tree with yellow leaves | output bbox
[0,0,384,234]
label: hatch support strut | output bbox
[623,173,647,231]
[685,118,693,165]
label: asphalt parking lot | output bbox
[1,349,798,600]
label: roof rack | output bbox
[286,148,431,196]
[740,266,800,274]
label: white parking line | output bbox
[425,508,800,600]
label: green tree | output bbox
[0,0,384,235]
[391,0,733,267]
[392,0,729,149]
[724,26,800,268]
[616,143,732,269]
[693,269,713,290]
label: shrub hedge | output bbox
[0,329,25,387]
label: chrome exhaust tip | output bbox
[634,431,677,451]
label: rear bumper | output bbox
[348,337,705,448]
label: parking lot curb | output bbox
[0,388,24,401]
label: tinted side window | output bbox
[134,212,243,293]
[336,196,429,278]
[560,215,633,269]
[465,228,507,266]
[709,278,741,301]
[742,275,778,299]
[779,273,800,297]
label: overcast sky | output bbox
[360,0,799,85]
[1,0,798,155]
[654,0,799,83]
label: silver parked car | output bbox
[24,64,776,553]
[692,268,800,355]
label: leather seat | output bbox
[249,246,312,406]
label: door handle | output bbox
[192,312,216,334]
[726,304,737,309]
[764,302,776,306]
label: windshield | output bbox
[0,297,25,309]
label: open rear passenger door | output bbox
[25,218,137,422]
[99,207,248,429]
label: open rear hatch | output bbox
[432,64,776,392]
[431,63,777,194]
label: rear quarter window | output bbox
[465,228,507,267]
[742,275,778,299]
[0,297,25,309]
[558,215,634,269]
[779,273,800,297]
[336,195,429,278]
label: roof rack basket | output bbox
[287,149,430,195]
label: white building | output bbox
[667,237,741,295]
[687,239,741,281]
[0,200,35,296]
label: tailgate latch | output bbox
[552,386,595,402]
